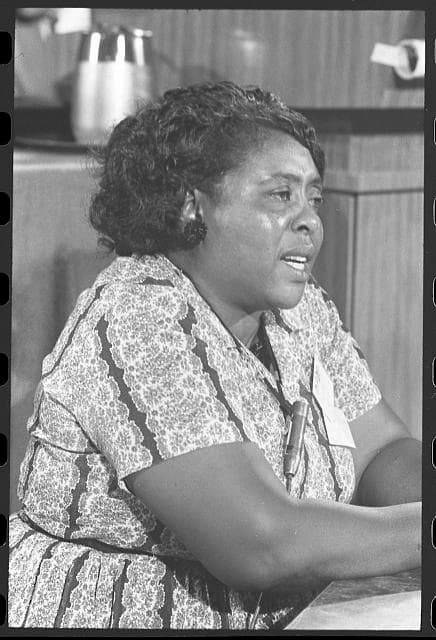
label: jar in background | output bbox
[70,26,155,145]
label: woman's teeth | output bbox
[282,256,307,271]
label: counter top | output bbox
[286,568,421,630]
[14,147,93,169]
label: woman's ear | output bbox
[180,189,205,225]
[180,189,208,248]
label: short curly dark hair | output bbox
[89,81,325,256]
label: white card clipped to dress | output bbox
[312,352,356,449]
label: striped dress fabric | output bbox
[8,254,381,629]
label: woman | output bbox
[9,81,421,629]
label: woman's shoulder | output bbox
[44,256,187,369]
[94,254,180,289]
[89,254,188,318]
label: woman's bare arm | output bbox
[350,398,421,506]
[126,441,421,593]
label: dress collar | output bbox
[135,252,310,334]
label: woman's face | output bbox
[191,130,324,317]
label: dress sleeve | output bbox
[77,282,244,488]
[311,284,382,423]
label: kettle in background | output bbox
[70,25,155,145]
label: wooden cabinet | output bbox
[313,132,423,437]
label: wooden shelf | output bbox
[381,88,424,109]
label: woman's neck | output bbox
[165,252,262,347]
[226,313,262,348]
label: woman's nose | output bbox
[291,204,322,236]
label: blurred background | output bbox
[11,9,424,512]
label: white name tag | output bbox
[323,405,356,448]
[312,351,334,407]
[312,352,356,449]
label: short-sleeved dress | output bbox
[8,253,381,629]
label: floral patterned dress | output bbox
[8,254,381,629]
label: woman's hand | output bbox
[125,441,421,593]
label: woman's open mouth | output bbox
[279,252,313,281]
[281,255,308,272]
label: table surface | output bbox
[286,568,421,630]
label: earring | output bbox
[183,215,207,248]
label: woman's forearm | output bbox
[127,442,421,593]
[257,498,421,593]
[355,437,421,506]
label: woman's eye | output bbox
[272,190,291,201]
[271,189,324,208]
[309,194,324,209]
